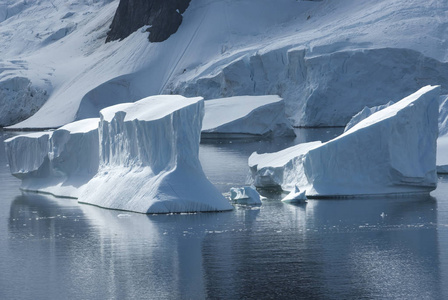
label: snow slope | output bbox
[249,86,440,197]
[202,95,294,138]
[2,0,448,128]
[78,95,233,213]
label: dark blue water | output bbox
[1,129,447,300]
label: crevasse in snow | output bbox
[249,86,440,197]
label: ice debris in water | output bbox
[281,185,307,203]
[229,186,262,205]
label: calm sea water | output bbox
[1,129,448,300]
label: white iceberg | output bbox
[229,186,262,205]
[281,186,307,204]
[344,101,394,132]
[249,86,440,197]
[78,95,233,214]
[202,95,295,139]
[5,118,100,198]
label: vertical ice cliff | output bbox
[0,76,50,127]
[5,118,100,198]
[249,86,440,197]
[176,48,448,127]
[78,95,233,213]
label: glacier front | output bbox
[249,86,440,197]
[78,95,233,213]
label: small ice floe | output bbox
[281,186,307,204]
[229,186,262,205]
[380,212,387,218]
[117,213,131,218]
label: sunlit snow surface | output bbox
[2,0,448,128]
[250,86,440,197]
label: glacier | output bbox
[2,0,448,129]
[249,86,440,197]
[5,118,100,198]
[77,95,233,213]
[202,95,294,139]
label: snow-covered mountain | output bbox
[1,0,448,129]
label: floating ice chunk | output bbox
[117,214,132,218]
[5,118,100,198]
[229,186,262,205]
[202,95,295,139]
[249,86,440,197]
[78,95,233,214]
[281,186,307,203]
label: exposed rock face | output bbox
[106,0,191,43]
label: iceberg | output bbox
[78,95,233,213]
[344,101,394,132]
[249,86,440,197]
[5,118,100,198]
[229,186,262,205]
[202,95,295,139]
[281,186,307,204]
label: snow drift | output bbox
[78,95,233,213]
[5,118,100,198]
[202,95,294,139]
[249,86,440,197]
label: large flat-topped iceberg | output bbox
[78,95,233,213]
[5,118,100,198]
[249,86,440,197]
[202,95,295,139]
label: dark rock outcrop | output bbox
[106,0,191,43]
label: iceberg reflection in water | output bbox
[0,131,447,299]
